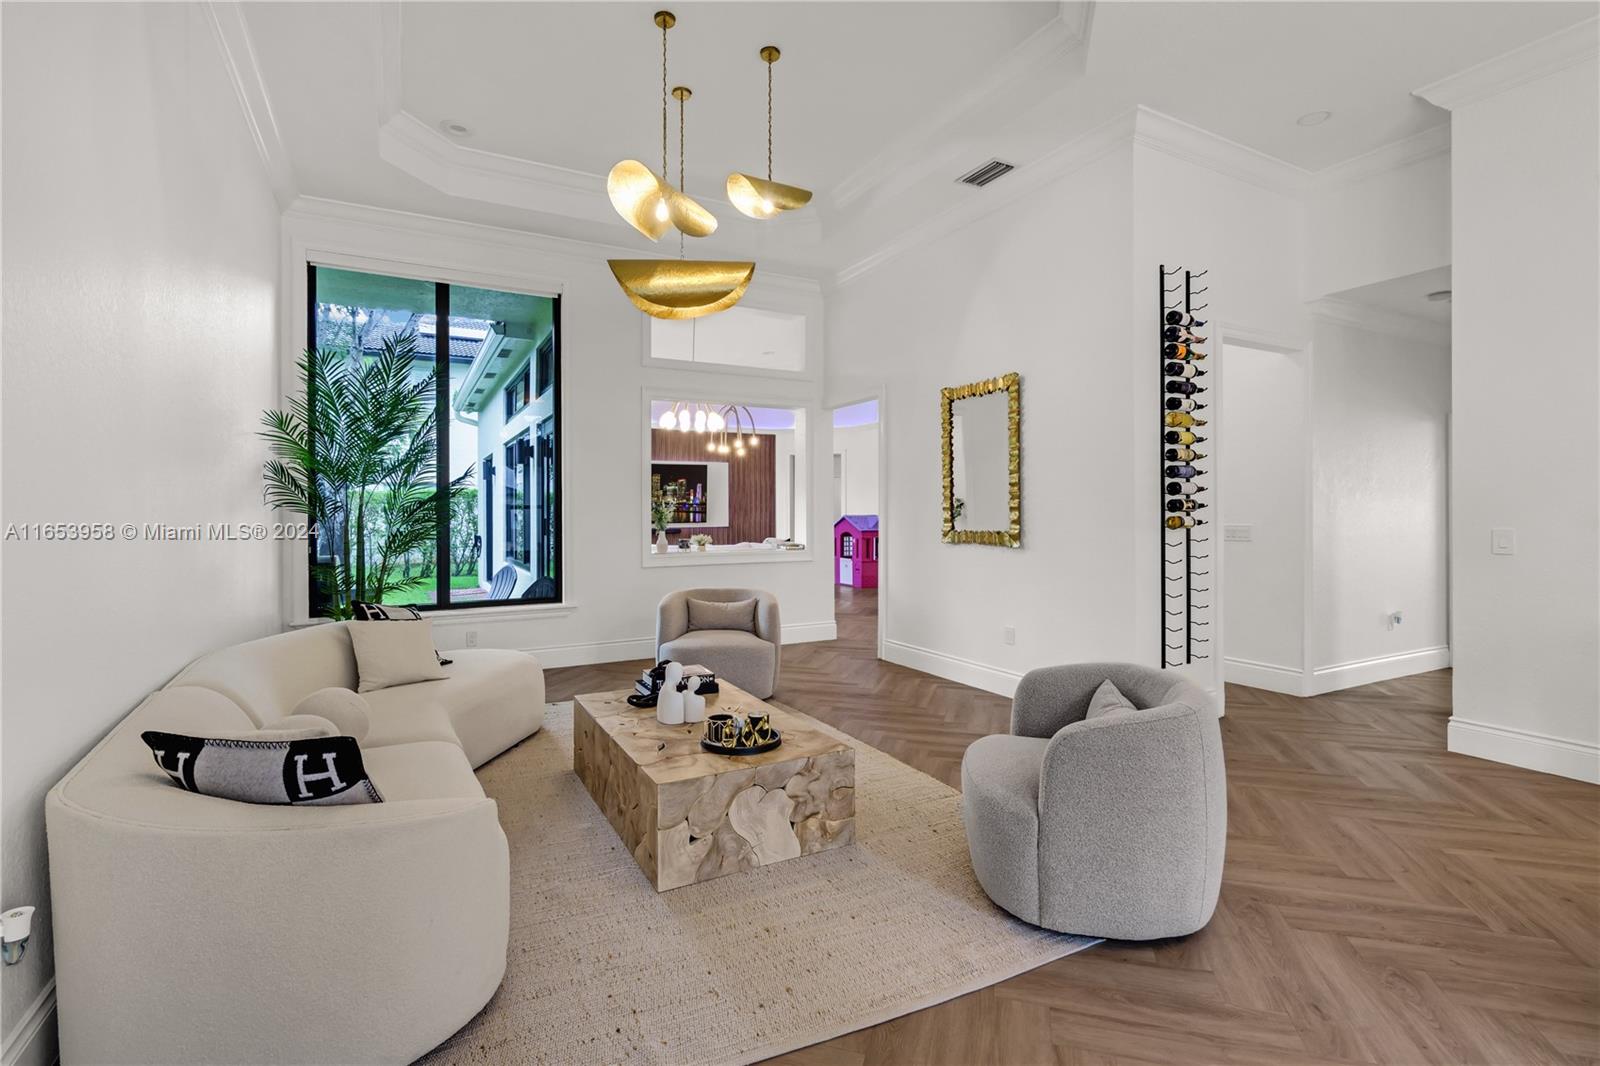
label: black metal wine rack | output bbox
[1160,265,1210,668]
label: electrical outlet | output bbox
[465,630,479,648]
[1224,524,1253,542]
[1491,528,1516,556]
[1002,625,1016,646]
[1387,611,1403,630]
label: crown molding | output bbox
[206,1,296,207]
[285,195,828,291]
[1414,16,1599,111]
[1312,123,1451,190]
[828,1,1096,212]
[1133,106,1310,197]
[833,108,1134,289]
[1306,296,1449,347]
[378,110,616,224]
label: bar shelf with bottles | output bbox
[1160,264,1211,669]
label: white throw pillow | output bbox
[260,714,339,739]
[1084,679,1136,720]
[347,620,449,693]
[291,688,372,742]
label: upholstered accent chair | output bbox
[657,588,781,699]
[960,662,1225,940]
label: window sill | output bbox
[290,602,576,628]
[641,545,812,568]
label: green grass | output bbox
[383,573,484,604]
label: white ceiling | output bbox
[398,3,1057,196]
[1335,265,1453,324]
[239,1,1597,276]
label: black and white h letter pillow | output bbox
[142,731,384,805]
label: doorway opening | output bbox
[830,399,881,654]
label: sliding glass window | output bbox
[307,266,560,613]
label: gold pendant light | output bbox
[727,46,813,220]
[609,83,754,319]
[607,11,717,241]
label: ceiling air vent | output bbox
[956,159,1015,188]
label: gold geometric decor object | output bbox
[607,260,756,320]
[607,11,718,241]
[727,45,813,220]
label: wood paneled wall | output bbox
[651,430,776,545]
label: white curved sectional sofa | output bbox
[45,622,545,1065]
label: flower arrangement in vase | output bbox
[649,490,679,554]
[689,534,713,552]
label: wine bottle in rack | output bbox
[1164,447,1205,462]
[1163,429,1204,446]
[1164,310,1206,328]
[1164,361,1204,378]
[1165,380,1202,394]
[1165,463,1200,478]
[1165,499,1205,513]
[1162,326,1208,344]
[1165,479,1206,495]
[1165,397,1206,413]
[1164,412,1206,428]
[1165,515,1205,529]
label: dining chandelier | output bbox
[657,402,762,457]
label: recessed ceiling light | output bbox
[1296,110,1333,127]
[1426,290,1452,303]
[439,119,473,138]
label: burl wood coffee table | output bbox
[573,683,856,891]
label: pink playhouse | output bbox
[834,515,879,588]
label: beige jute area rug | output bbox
[419,702,1097,1066]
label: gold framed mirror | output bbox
[940,372,1021,547]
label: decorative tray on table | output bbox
[699,731,783,757]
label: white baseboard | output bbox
[782,621,838,645]
[1223,657,1307,696]
[523,622,836,670]
[882,639,1022,698]
[1309,646,1450,695]
[524,636,656,669]
[1448,717,1600,784]
[2,980,58,1066]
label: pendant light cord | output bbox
[661,20,669,182]
[678,91,686,258]
[767,59,774,181]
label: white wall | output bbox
[1304,137,1452,300]
[1308,313,1451,689]
[1442,55,1600,782]
[281,201,836,663]
[833,423,880,518]
[1220,345,1309,683]
[1,3,284,1054]
[1131,111,1311,701]
[828,141,1137,697]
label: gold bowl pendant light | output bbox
[608,259,755,320]
[726,46,813,220]
[609,81,755,319]
[607,11,717,241]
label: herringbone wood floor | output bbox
[546,587,1600,1066]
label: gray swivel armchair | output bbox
[960,663,1225,940]
[656,588,781,699]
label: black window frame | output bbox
[306,265,562,612]
[504,365,531,420]
[504,430,532,568]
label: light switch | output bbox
[1224,524,1253,542]
[1491,528,1516,556]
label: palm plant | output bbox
[260,331,468,617]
